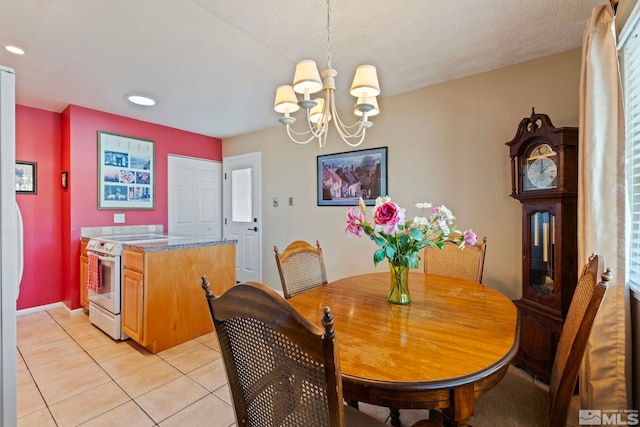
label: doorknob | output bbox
[247,227,258,231]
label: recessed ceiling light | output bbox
[127,95,156,106]
[5,45,25,55]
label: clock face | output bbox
[523,144,558,191]
[527,157,557,189]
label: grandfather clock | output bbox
[506,109,579,383]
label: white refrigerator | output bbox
[0,65,20,426]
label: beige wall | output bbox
[223,49,582,299]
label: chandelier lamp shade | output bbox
[273,0,381,148]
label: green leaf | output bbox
[374,236,386,247]
[373,249,386,265]
[410,228,424,241]
[407,254,420,269]
[385,245,396,259]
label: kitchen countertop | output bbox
[80,234,237,253]
[124,236,237,253]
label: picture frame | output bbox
[15,161,37,194]
[317,147,387,206]
[97,131,155,209]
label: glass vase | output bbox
[388,261,411,304]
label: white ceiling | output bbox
[0,0,606,138]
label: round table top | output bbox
[288,272,519,387]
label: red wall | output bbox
[17,104,223,310]
[16,106,63,309]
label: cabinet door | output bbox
[122,268,144,343]
[80,257,89,309]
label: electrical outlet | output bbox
[273,197,279,207]
[114,213,125,223]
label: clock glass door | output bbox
[523,144,558,192]
[529,211,555,295]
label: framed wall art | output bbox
[15,161,37,194]
[97,131,155,209]
[317,147,387,206]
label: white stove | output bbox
[86,233,173,340]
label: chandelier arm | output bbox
[333,111,366,137]
[286,124,316,145]
[328,91,367,140]
[318,126,329,148]
[305,110,328,139]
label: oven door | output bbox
[87,251,121,315]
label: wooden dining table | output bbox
[288,271,519,426]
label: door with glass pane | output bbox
[223,152,261,283]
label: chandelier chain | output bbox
[326,0,332,70]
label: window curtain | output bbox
[577,2,631,415]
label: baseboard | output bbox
[17,302,85,317]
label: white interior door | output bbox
[168,155,221,238]
[223,152,261,283]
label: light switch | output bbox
[114,213,125,223]
[289,197,293,206]
[273,197,279,207]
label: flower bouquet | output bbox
[346,196,477,304]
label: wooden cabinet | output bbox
[121,243,236,354]
[122,250,145,343]
[80,240,89,309]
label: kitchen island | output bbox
[119,237,236,354]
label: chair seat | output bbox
[344,405,388,427]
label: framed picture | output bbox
[15,161,37,194]
[97,131,155,209]
[317,147,387,206]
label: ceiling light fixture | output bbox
[5,45,25,55]
[273,0,380,148]
[127,95,156,106]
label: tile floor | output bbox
[17,306,437,426]
[20,305,493,426]
[16,306,237,426]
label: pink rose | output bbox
[373,201,405,234]
[463,229,478,246]
[346,206,364,236]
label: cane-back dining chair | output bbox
[464,254,610,427]
[200,277,388,427]
[274,240,328,299]
[423,237,487,283]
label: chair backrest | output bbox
[201,277,345,427]
[423,237,487,283]
[274,240,328,299]
[548,254,610,425]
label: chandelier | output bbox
[273,0,381,148]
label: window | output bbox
[620,4,640,290]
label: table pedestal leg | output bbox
[390,408,401,427]
[442,384,474,426]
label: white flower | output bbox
[439,205,454,221]
[374,196,391,207]
[412,216,428,227]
